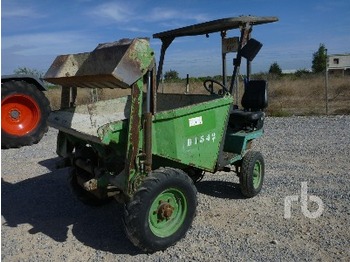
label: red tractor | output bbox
[1,75,51,148]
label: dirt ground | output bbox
[1,116,350,261]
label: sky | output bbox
[1,0,350,77]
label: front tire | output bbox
[124,167,197,253]
[240,151,265,198]
[1,80,50,148]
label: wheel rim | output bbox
[1,94,41,136]
[252,160,262,189]
[149,188,187,238]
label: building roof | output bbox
[329,53,350,57]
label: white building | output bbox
[328,54,350,75]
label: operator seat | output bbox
[229,80,268,131]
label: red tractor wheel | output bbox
[1,80,50,148]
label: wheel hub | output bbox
[149,188,188,238]
[156,200,174,221]
[1,94,41,135]
[9,109,20,120]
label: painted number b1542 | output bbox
[187,132,216,147]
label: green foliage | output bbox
[164,69,179,82]
[14,67,44,78]
[312,43,327,73]
[268,62,282,76]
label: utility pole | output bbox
[325,49,329,115]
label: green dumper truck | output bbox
[44,16,278,252]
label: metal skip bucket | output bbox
[44,38,154,89]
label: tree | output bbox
[14,67,44,78]
[269,62,282,75]
[312,44,327,73]
[164,69,179,81]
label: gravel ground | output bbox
[2,116,350,261]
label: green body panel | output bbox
[96,96,233,173]
[223,129,263,164]
[224,129,263,153]
[98,120,128,151]
[152,96,232,172]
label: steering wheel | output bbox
[203,79,229,95]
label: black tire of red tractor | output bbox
[1,80,50,149]
[239,151,265,198]
[123,167,197,253]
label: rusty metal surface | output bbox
[44,38,154,89]
[45,52,90,80]
[157,201,174,221]
[124,82,142,185]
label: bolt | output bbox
[10,109,20,120]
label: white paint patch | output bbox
[189,116,203,127]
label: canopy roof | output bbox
[153,16,278,40]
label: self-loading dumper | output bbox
[44,16,278,252]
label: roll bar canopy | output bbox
[153,16,278,40]
[153,16,278,91]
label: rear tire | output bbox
[1,80,50,148]
[240,151,264,198]
[124,167,197,253]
